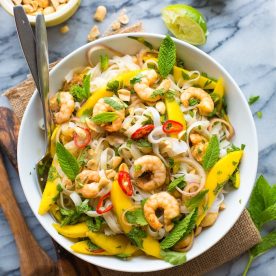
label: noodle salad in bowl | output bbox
[36,35,246,266]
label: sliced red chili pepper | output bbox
[96,192,113,214]
[131,124,154,140]
[162,120,183,134]
[90,248,105,254]
[118,171,133,196]
[73,128,91,149]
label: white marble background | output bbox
[0,0,275,275]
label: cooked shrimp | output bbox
[134,70,171,102]
[75,170,109,198]
[181,87,214,116]
[131,155,166,191]
[49,92,75,124]
[143,192,180,231]
[93,97,125,132]
[190,133,209,162]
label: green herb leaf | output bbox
[250,231,276,258]
[103,97,125,110]
[185,190,209,211]
[257,111,262,119]
[100,54,109,71]
[87,240,102,251]
[158,35,176,78]
[106,80,121,93]
[125,209,148,226]
[161,250,186,265]
[188,98,200,106]
[182,71,190,80]
[127,227,147,248]
[167,176,186,192]
[247,175,274,228]
[70,74,91,102]
[151,88,165,98]
[116,253,131,259]
[248,95,260,105]
[135,139,152,148]
[48,165,59,181]
[92,112,119,124]
[130,74,143,85]
[259,203,276,227]
[202,136,220,170]
[87,217,104,232]
[56,142,80,181]
[160,208,198,249]
[128,36,154,50]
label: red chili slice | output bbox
[118,171,133,196]
[131,124,154,140]
[96,192,113,214]
[73,128,91,148]
[162,120,183,134]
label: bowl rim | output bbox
[18,32,258,272]
[0,0,79,22]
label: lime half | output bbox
[162,4,207,45]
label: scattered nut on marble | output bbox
[94,5,107,22]
[118,10,129,25]
[111,21,121,31]
[12,0,69,15]
[60,25,69,33]
[87,25,100,41]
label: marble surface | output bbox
[0,0,275,275]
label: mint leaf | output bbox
[248,95,260,105]
[135,139,152,148]
[167,176,186,192]
[259,203,276,227]
[158,35,176,78]
[185,190,209,211]
[247,175,273,228]
[103,97,125,110]
[56,142,80,181]
[100,54,109,71]
[160,208,197,249]
[188,98,200,106]
[130,73,143,85]
[125,209,148,226]
[202,135,220,170]
[92,112,118,124]
[87,217,104,232]
[70,74,91,102]
[106,80,122,93]
[161,250,186,265]
[250,231,276,258]
[127,227,147,248]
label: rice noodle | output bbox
[103,211,123,234]
[209,193,224,213]
[147,226,166,240]
[100,148,115,170]
[209,118,235,140]
[69,192,82,206]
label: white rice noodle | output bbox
[219,139,231,158]
[97,183,112,198]
[110,55,140,71]
[174,157,206,196]
[59,192,67,209]
[118,143,142,166]
[103,211,123,234]
[144,107,162,127]
[132,186,152,202]
[179,70,201,90]
[93,138,107,164]
[85,210,102,217]
[147,225,166,240]
[153,144,168,167]
[69,192,82,206]
[160,139,188,157]
[180,104,199,113]
[148,126,166,144]
[209,118,235,140]
[209,193,224,213]
[100,148,115,170]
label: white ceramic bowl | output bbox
[18,33,258,272]
[0,0,80,27]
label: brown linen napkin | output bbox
[3,23,261,274]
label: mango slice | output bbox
[77,70,141,117]
[197,150,243,225]
[111,181,161,258]
[53,222,89,238]
[232,169,240,189]
[212,77,224,112]
[173,66,216,90]
[50,125,60,157]
[165,97,186,138]
[71,240,112,256]
[87,232,129,255]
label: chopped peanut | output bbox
[94,5,107,22]
[43,6,55,15]
[87,25,100,42]
[111,21,121,31]
[60,25,69,33]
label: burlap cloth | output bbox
[3,23,261,275]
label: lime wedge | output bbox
[162,4,207,45]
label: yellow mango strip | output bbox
[111,181,161,258]
[213,77,224,111]
[165,97,187,138]
[232,169,240,189]
[123,242,142,256]
[197,150,243,225]
[38,177,59,215]
[49,204,62,222]
[77,70,141,117]
[50,125,60,157]
[53,222,89,238]
[87,232,129,255]
[173,66,216,90]
[71,240,112,256]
